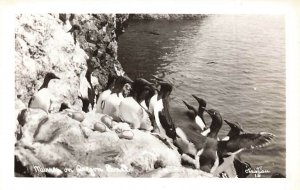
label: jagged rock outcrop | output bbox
[14,14,212,177]
[15,13,128,111]
[129,14,207,21]
[16,109,196,177]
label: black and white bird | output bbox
[78,63,98,113]
[95,74,116,112]
[192,109,223,173]
[182,95,208,134]
[221,119,245,141]
[218,120,275,156]
[178,108,223,173]
[28,72,60,114]
[214,119,275,177]
[150,82,177,140]
[96,76,132,121]
[119,78,154,130]
[135,78,157,112]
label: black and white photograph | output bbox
[14,13,285,178]
[0,0,300,189]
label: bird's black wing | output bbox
[158,99,176,139]
[88,86,96,110]
[222,132,275,154]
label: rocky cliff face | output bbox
[128,14,207,21]
[14,14,211,178]
[15,14,128,111]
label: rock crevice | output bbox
[15,14,211,177]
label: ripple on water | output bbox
[118,15,285,177]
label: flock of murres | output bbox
[26,67,277,178]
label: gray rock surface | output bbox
[15,109,200,177]
[14,14,212,177]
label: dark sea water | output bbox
[118,15,285,177]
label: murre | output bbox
[28,72,60,114]
[215,119,275,177]
[151,81,177,140]
[95,74,116,113]
[182,95,207,131]
[78,61,98,112]
[97,76,133,121]
[119,78,153,130]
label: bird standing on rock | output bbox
[95,74,116,112]
[138,85,156,112]
[78,62,99,113]
[96,76,133,121]
[135,78,157,112]
[151,82,177,140]
[119,78,154,130]
[28,72,60,114]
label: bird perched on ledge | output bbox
[78,61,99,113]
[28,72,60,114]
[96,75,133,121]
[119,78,154,130]
[151,81,177,140]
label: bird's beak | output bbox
[55,76,60,80]
[192,94,199,100]
[151,85,159,91]
[124,76,133,83]
[201,106,207,111]
[224,119,240,129]
[143,80,157,90]
[224,119,231,125]
[152,75,164,82]
[204,109,213,116]
[142,79,153,86]
[192,94,207,105]
[192,94,203,103]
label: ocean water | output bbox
[118,15,285,177]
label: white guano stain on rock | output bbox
[14,14,212,178]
